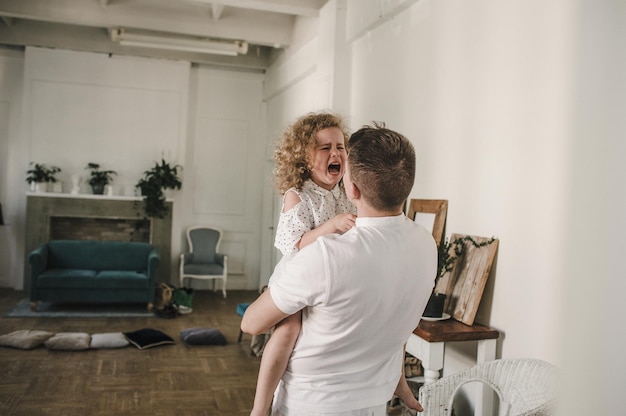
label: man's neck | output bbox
[356,205,402,218]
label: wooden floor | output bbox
[0,288,262,416]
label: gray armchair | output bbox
[179,225,228,298]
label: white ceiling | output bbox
[0,0,329,70]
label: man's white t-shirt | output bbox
[269,214,437,413]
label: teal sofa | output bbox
[28,240,160,311]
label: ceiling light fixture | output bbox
[110,28,248,56]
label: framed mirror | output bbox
[406,199,448,248]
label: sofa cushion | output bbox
[37,271,149,289]
[47,240,152,271]
[95,271,150,288]
[37,270,98,288]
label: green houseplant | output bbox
[136,159,182,218]
[85,163,117,195]
[26,162,61,192]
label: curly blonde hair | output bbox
[273,112,350,194]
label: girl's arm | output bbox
[241,290,289,335]
[281,191,356,251]
[296,213,355,250]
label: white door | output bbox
[258,155,283,290]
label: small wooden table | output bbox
[406,318,499,415]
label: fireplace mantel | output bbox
[24,192,172,291]
[24,191,175,202]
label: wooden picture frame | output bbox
[435,233,499,325]
[406,199,448,248]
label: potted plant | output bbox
[135,159,182,218]
[423,235,496,318]
[85,163,117,195]
[26,162,61,192]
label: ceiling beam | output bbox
[186,0,327,17]
[0,0,295,47]
[0,20,271,70]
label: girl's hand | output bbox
[332,213,356,234]
[297,213,356,250]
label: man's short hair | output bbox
[348,123,416,212]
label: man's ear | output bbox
[345,179,360,201]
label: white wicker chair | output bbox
[410,358,558,416]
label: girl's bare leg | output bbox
[394,376,423,412]
[250,311,302,416]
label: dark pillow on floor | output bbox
[123,328,175,350]
[180,327,227,346]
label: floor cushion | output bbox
[45,332,91,350]
[180,327,227,346]
[0,330,54,350]
[124,328,175,350]
[90,332,129,349]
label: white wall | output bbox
[344,0,626,414]
[558,1,626,414]
[22,47,189,194]
[265,0,626,411]
[347,0,572,368]
[0,48,24,287]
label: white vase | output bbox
[70,174,82,195]
[163,188,175,199]
[35,182,47,193]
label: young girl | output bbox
[250,112,357,416]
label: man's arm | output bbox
[241,288,290,335]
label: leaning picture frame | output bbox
[435,233,500,325]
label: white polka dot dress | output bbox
[274,180,356,255]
